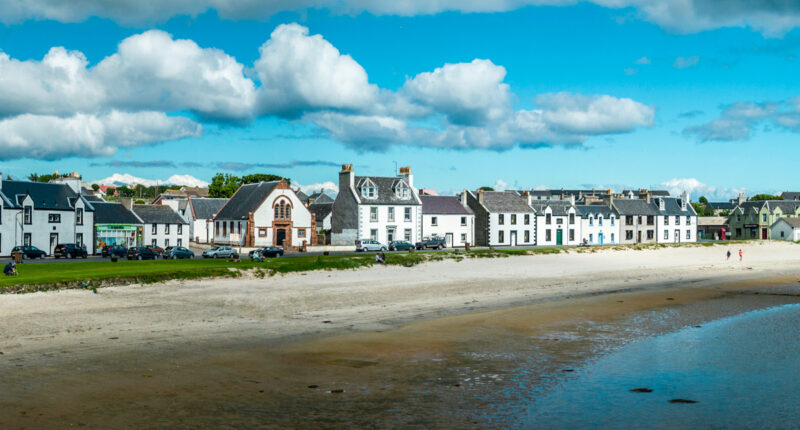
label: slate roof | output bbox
[132,204,187,224]
[613,198,660,216]
[478,191,534,213]
[189,198,228,220]
[698,216,729,226]
[766,201,800,213]
[307,192,334,204]
[421,195,473,215]
[774,217,800,228]
[576,205,618,218]
[308,202,333,221]
[708,202,736,210]
[84,195,105,202]
[93,202,143,224]
[622,189,670,197]
[781,192,800,201]
[214,181,279,220]
[530,200,575,216]
[0,180,95,211]
[355,176,420,205]
[296,190,309,203]
[653,197,697,216]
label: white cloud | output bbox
[634,56,651,65]
[493,179,509,191]
[0,111,200,160]
[673,55,700,69]
[534,93,655,135]
[292,180,338,195]
[402,59,511,126]
[682,100,800,141]
[93,173,209,187]
[660,178,748,201]
[255,23,377,116]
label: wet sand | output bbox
[2,242,800,428]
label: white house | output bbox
[308,202,333,231]
[770,217,800,241]
[420,195,475,247]
[186,197,228,243]
[653,194,697,244]
[132,204,190,248]
[331,165,422,245]
[0,177,96,256]
[530,199,581,246]
[213,180,315,249]
[576,204,619,245]
[464,190,536,247]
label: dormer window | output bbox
[23,206,32,224]
[360,178,377,199]
[395,184,410,199]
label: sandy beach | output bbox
[3,241,800,428]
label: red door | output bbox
[762,228,768,239]
[637,231,642,243]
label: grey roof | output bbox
[734,201,767,213]
[576,205,618,217]
[215,181,280,220]
[622,189,670,197]
[84,195,105,202]
[613,199,660,216]
[530,200,575,216]
[478,191,534,213]
[307,192,334,204]
[698,216,728,226]
[653,197,697,216]
[421,195,473,215]
[0,180,95,211]
[766,201,800,213]
[132,204,187,224]
[781,192,800,201]
[93,202,142,224]
[189,198,228,220]
[708,202,736,210]
[774,217,800,228]
[355,176,420,205]
[308,202,333,221]
[296,190,309,203]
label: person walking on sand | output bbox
[727,250,731,260]
[739,249,743,261]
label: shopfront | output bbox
[95,224,142,249]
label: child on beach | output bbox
[727,250,731,260]
[739,249,743,261]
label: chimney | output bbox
[522,190,532,206]
[568,195,575,205]
[478,189,484,204]
[120,197,133,210]
[658,198,665,211]
[399,166,413,188]
[680,191,688,210]
[738,192,746,205]
[339,164,354,194]
[461,190,468,207]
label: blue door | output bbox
[599,232,604,245]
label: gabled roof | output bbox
[708,202,736,210]
[0,180,95,211]
[354,176,420,205]
[698,216,728,226]
[93,202,143,224]
[421,195,473,215]
[765,201,800,213]
[307,192,334,204]
[613,198,659,216]
[189,198,228,220]
[214,181,280,220]
[576,205,618,217]
[781,192,800,201]
[132,204,187,224]
[308,202,333,221]
[622,189,670,197]
[296,190,309,203]
[653,197,697,216]
[530,200,575,216]
[774,217,800,228]
[478,191,534,213]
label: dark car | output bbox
[54,243,88,259]
[101,245,128,258]
[249,246,284,259]
[11,245,47,259]
[166,246,195,259]
[389,241,415,251]
[415,237,447,250]
[146,245,165,257]
[127,247,159,260]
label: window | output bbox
[388,207,395,222]
[611,233,615,243]
[177,224,182,234]
[404,229,412,241]
[686,230,691,240]
[499,231,505,243]
[611,216,615,226]
[589,233,593,243]
[152,224,157,234]
[598,216,603,226]
[638,216,643,224]
[625,216,633,226]
[362,184,376,198]
[589,216,594,226]
[781,231,785,238]
[557,218,563,225]
[396,186,410,199]
[216,221,220,236]
[664,230,669,240]
[165,239,170,248]
[223,222,227,236]
[76,233,83,247]
[177,239,182,247]
[665,216,670,226]
[524,214,530,225]
[686,216,691,225]
[524,231,530,242]
[24,206,32,224]
[461,216,467,226]
[386,228,395,242]
[370,207,378,222]
[165,224,170,234]
[151,239,157,246]
[76,208,83,225]
[259,228,267,237]
[646,216,654,225]
[625,231,633,240]
[298,229,306,238]
[431,216,438,226]
[569,213,575,224]
[546,230,552,241]
[461,233,467,242]
[404,207,412,222]
[647,230,654,240]
[370,229,378,241]
[48,213,61,223]
[569,229,575,241]
[675,216,680,225]
[499,214,505,225]
[229,221,234,235]
[546,214,552,225]
[762,214,767,222]
[511,214,517,225]
[24,233,31,246]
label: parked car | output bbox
[101,245,128,258]
[54,243,88,259]
[355,239,386,252]
[202,246,238,259]
[389,241,415,251]
[249,246,284,259]
[415,237,447,250]
[127,247,160,260]
[11,245,47,259]
[165,246,194,259]
[146,245,165,257]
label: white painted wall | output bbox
[580,214,619,245]
[535,209,581,246]
[770,221,800,241]
[0,202,19,256]
[15,196,95,255]
[422,214,475,247]
[488,212,535,246]
[142,222,190,248]
[358,204,421,245]
[656,214,697,244]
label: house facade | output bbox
[186,197,228,243]
[420,195,475,247]
[576,205,619,245]
[613,198,659,244]
[93,202,143,250]
[0,178,96,256]
[213,180,315,249]
[464,190,535,247]
[770,218,800,241]
[132,204,190,248]
[653,195,698,244]
[530,200,581,246]
[728,201,800,240]
[331,165,422,246]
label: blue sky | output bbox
[1,1,799,199]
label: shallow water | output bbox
[524,303,800,429]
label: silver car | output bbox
[202,246,238,259]
[355,239,387,252]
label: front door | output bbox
[599,232,604,245]
[445,233,453,247]
[387,228,396,243]
[556,230,563,245]
[674,229,680,243]
[49,233,58,254]
[510,231,517,247]
[276,229,286,246]
[637,231,642,243]
[762,228,768,239]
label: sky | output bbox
[1,1,800,200]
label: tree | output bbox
[117,185,135,197]
[751,194,783,201]
[241,173,288,184]
[209,173,242,198]
[478,186,495,191]
[691,202,709,217]
[698,196,709,204]
[28,173,58,183]
[91,184,100,192]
